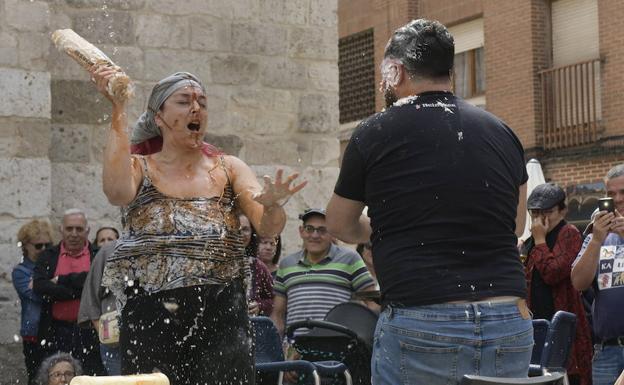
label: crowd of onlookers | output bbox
[10,162,624,385]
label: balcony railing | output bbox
[539,59,601,149]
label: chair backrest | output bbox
[541,311,577,371]
[461,372,565,385]
[250,316,284,363]
[531,319,551,365]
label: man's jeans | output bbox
[593,344,624,385]
[372,300,533,385]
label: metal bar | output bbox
[574,63,580,146]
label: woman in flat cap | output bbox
[90,66,305,385]
[524,183,592,385]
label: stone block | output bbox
[50,163,119,223]
[255,110,296,134]
[289,27,338,60]
[147,0,255,18]
[90,124,109,163]
[295,166,340,215]
[231,87,298,112]
[146,0,214,16]
[100,44,145,80]
[0,117,51,158]
[297,93,339,133]
[0,31,18,67]
[73,10,135,45]
[0,158,51,218]
[205,85,229,131]
[260,58,307,90]
[260,0,307,25]
[51,79,111,124]
[5,0,50,32]
[189,15,231,52]
[308,61,339,92]
[203,133,243,156]
[310,0,338,27]
[48,44,87,80]
[136,14,190,49]
[0,241,21,276]
[241,137,301,166]
[49,125,91,163]
[310,137,340,167]
[65,0,145,10]
[144,49,211,83]
[232,23,288,56]
[17,32,49,71]
[228,108,257,133]
[210,55,259,85]
[0,69,50,119]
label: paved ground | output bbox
[0,343,27,385]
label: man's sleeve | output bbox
[348,251,375,291]
[334,129,366,202]
[78,245,111,326]
[273,267,287,297]
[573,234,594,268]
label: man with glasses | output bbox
[33,208,104,376]
[270,208,375,338]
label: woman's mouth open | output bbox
[187,122,201,132]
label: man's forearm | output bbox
[571,239,601,290]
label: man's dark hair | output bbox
[384,19,455,80]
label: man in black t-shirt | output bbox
[326,19,531,385]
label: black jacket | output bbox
[33,243,96,339]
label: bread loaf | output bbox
[69,373,169,385]
[51,28,134,102]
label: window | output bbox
[448,19,485,104]
[454,47,485,99]
[338,29,375,124]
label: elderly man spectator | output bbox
[270,208,375,337]
[572,163,624,385]
[33,209,104,375]
[326,19,530,385]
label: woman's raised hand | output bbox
[89,65,125,107]
[252,169,307,208]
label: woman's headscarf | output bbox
[131,72,205,145]
[130,72,221,156]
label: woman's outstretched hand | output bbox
[253,169,307,208]
[89,65,125,107]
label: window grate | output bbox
[339,29,375,124]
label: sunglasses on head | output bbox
[32,242,51,250]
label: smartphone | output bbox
[598,197,615,213]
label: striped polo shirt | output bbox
[274,243,374,332]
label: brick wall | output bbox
[543,154,624,187]
[418,0,482,26]
[598,1,624,139]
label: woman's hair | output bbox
[17,219,54,256]
[245,224,259,259]
[35,352,82,385]
[93,226,120,244]
[272,235,282,265]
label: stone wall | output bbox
[0,0,339,359]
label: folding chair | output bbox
[461,372,566,385]
[252,316,352,385]
[529,311,577,377]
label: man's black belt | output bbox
[602,336,624,346]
